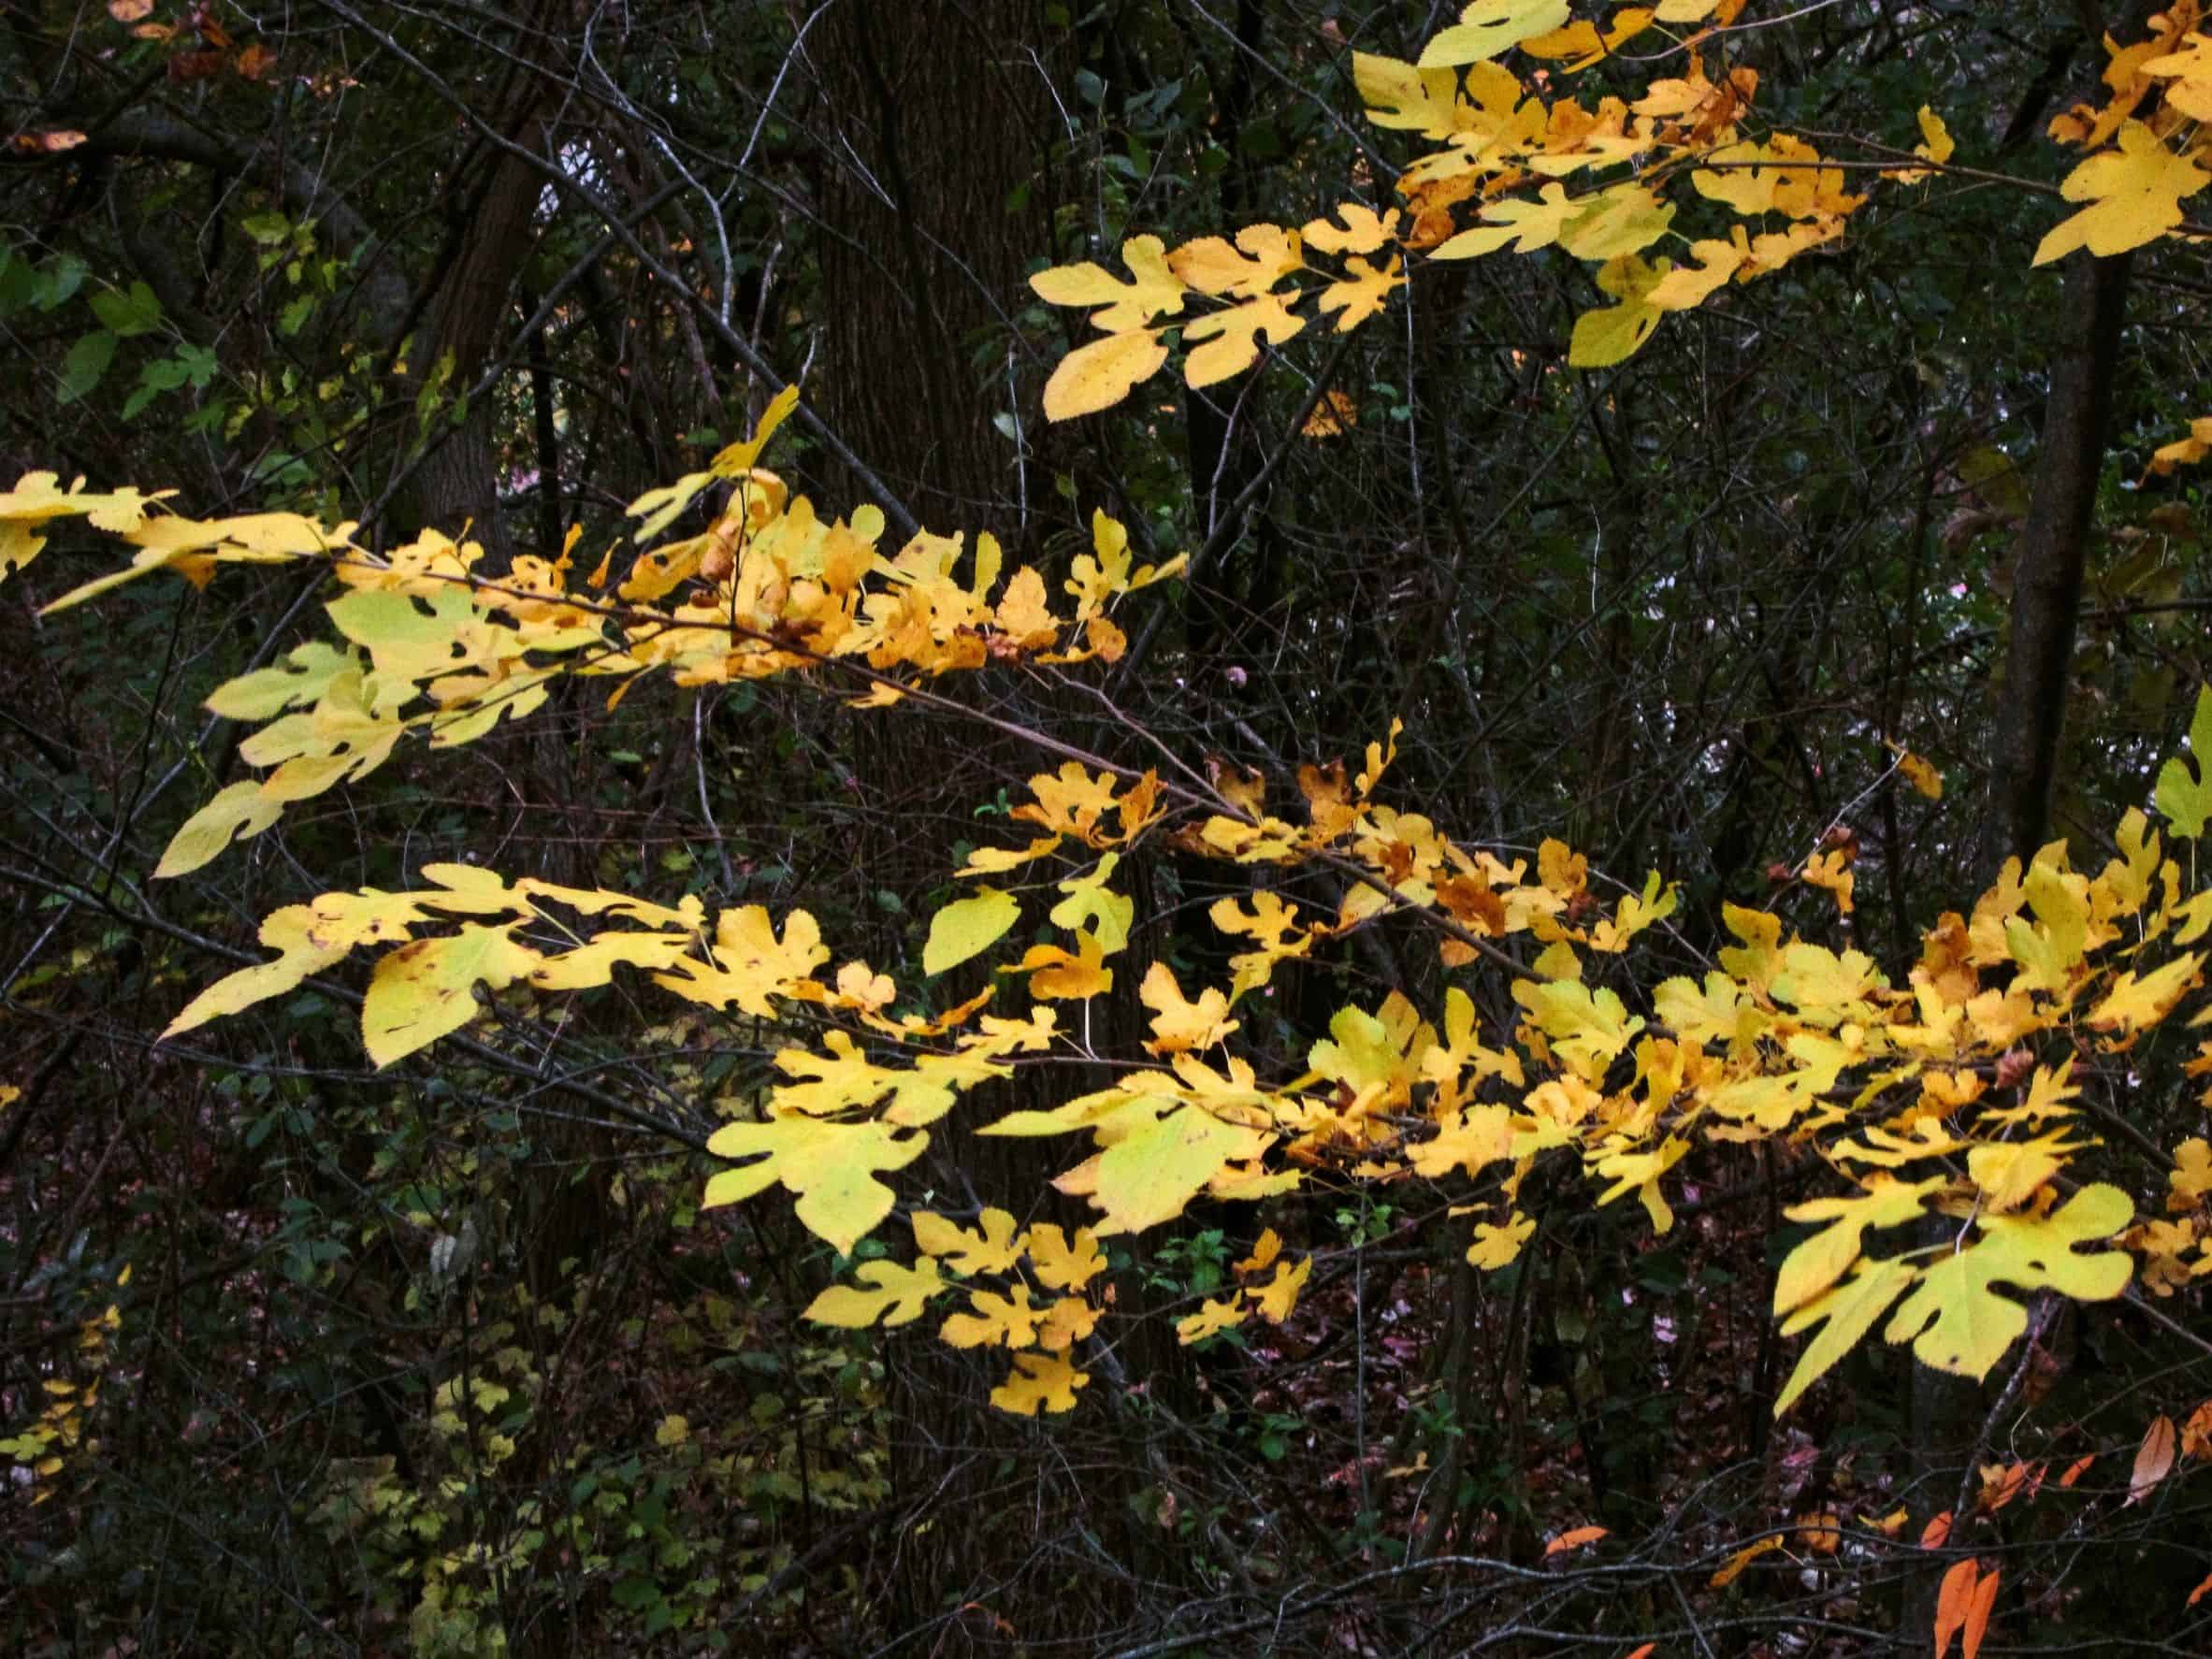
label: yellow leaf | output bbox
[154,779,284,879]
[1237,1228,1284,1274]
[1049,854,1134,953]
[1521,9,1655,71]
[1041,327,1171,422]
[941,1283,1048,1349]
[924,887,1021,976]
[1031,235,1187,331]
[990,1350,1089,1416]
[1885,1184,2134,1379]
[1002,930,1114,1001]
[655,1414,690,1447]
[1024,1222,1107,1291]
[2033,120,2211,266]
[362,924,542,1068]
[1177,1295,1248,1344]
[2171,1138,2212,1210]
[1138,960,1240,1054]
[1352,52,1469,137]
[1093,1102,1272,1234]
[2088,951,2203,1034]
[1167,224,1303,298]
[1418,0,1571,69]
[804,1257,948,1328]
[1467,1212,1536,1269]
[703,1111,926,1255]
[1315,254,1404,332]
[1182,290,1306,388]
[912,1207,1026,1275]
[1774,1255,1920,1416]
[1248,1255,1311,1321]
[1569,253,1665,368]
[1302,202,1400,254]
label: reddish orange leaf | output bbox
[2128,1415,2177,1506]
[1921,1510,1953,1549]
[1625,1647,1656,1659]
[1546,1524,1609,1555]
[2060,1453,2095,1488]
[2189,1570,2212,1608]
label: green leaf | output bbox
[2155,685,2212,837]
[89,281,162,339]
[923,887,1020,975]
[58,330,117,403]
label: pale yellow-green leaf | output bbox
[1773,1255,1919,1416]
[1048,854,1133,953]
[1568,254,1666,368]
[161,903,352,1039]
[804,1258,947,1329]
[703,1110,927,1255]
[1093,1104,1269,1233]
[203,642,358,721]
[362,923,542,1067]
[1884,1183,2133,1378]
[1418,0,1571,69]
[154,780,282,879]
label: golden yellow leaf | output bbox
[1030,235,1186,331]
[2033,120,2211,266]
[1177,1294,1247,1345]
[1041,328,1171,422]
[1138,960,1240,1055]
[990,1350,1089,1415]
[912,1207,1026,1275]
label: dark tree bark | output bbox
[1977,250,2132,881]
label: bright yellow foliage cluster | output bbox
[1030,4,2212,411]
[29,376,2212,1421]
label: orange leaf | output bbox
[2060,1453,2095,1488]
[1933,1558,1978,1659]
[2182,1399,2212,1461]
[1710,1534,1782,1587]
[1796,1511,1842,1552]
[107,0,153,19]
[1964,1565,2001,1659]
[1625,1648,1656,1659]
[1546,1524,1609,1555]
[2128,1415,2177,1506]
[2188,1570,2212,1608]
[1920,1509,1953,1549]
